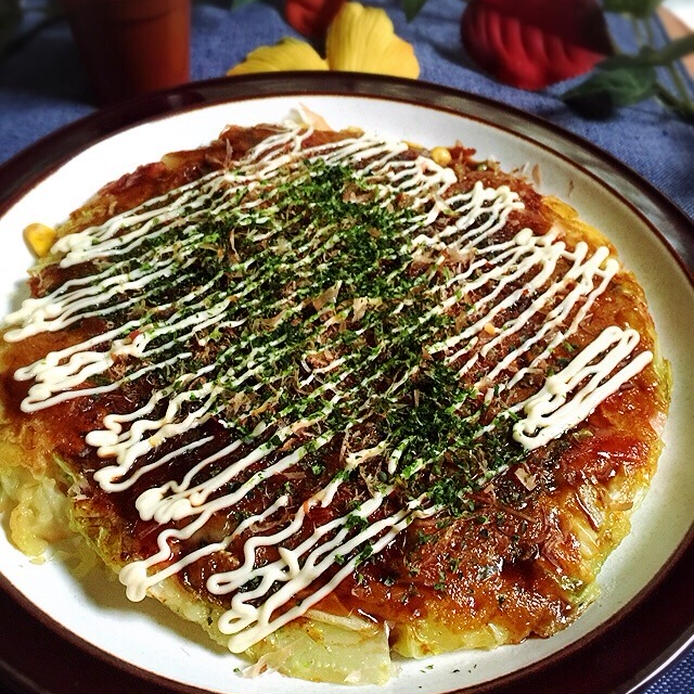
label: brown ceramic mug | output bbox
[62,0,191,104]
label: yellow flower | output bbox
[228,37,328,75]
[325,3,417,76]
[227,3,419,79]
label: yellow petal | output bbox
[227,37,329,75]
[325,3,419,79]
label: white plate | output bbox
[0,79,692,694]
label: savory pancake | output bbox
[0,119,670,684]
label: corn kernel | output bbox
[431,147,452,167]
[23,223,56,258]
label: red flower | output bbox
[285,0,346,37]
[461,0,613,90]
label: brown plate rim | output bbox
[0,72,692,694]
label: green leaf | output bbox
[401,0,428,21]
[562,64,657,118]
[603,0,663,18]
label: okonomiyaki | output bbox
[0,117,670,684]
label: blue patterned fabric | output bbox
[0,2,691,692]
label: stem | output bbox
[652,34,694,65]
[655,82,694,119]
[631,16,646,47]
[666,61,691,103]
[625,16,641,57]
[643,15,656,47]
[646,17,693,115]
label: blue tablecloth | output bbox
[0,2,692,693]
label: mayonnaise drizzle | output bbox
[512,326,652,449]
[3,121,652,651]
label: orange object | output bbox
[62,0,190,104]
